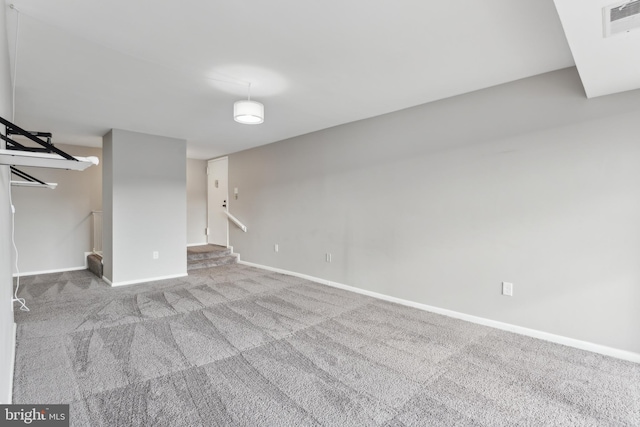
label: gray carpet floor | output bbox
[12,265,640,426]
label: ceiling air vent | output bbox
[603,0,640,37]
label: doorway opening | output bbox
[207,157,228,247]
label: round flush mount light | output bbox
[233,100,264,124]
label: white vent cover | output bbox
[603,0,640,37]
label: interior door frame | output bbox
[207,156,229,247]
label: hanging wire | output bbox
[7,4,29,311]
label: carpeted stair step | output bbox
[87,253,103,278]
[187,254,238,270]
[187,244,238,271]
[187,246,233,261]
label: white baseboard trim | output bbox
[238,260,640,364]
[103,273,188,287]
[187,242,208,247]
[13,265,87,278]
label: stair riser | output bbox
[187,255,238,271]
[187,250,232,261]
[87,254,103,278]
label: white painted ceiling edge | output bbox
[4,0,635,159]
[553,0,640,98]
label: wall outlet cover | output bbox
[502,282,513,296]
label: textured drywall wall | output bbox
[229,67,640,354]
[13,152,205,272]
[12,145,102,274]
[102,132,113,281]
[103,129,186,285]
[1,0,16,403]
[187,158,207,246]
[0,0,15,403]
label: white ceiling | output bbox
[2,0,628,159]
[553,0,640,98]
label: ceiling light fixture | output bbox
[234,83,264,124]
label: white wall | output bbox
[13,154,211,272]
[187,158,207,245]
[12,145,101,274]
[103,132,113,280]
[0,0,16,403]
[103,129,187,285]
[229,67,640,355]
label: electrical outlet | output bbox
[274,244,279,252]
[502,282,513,296]
[326,253,332,263]
[153,251,159,260]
